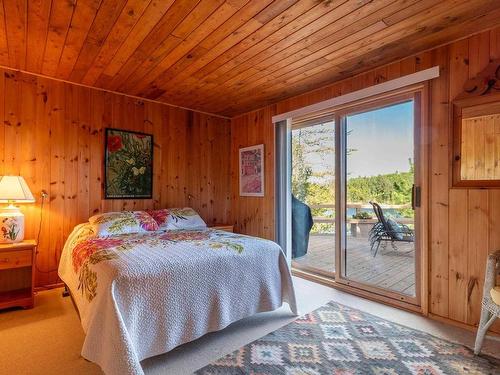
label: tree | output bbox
[291,123,335,202]
[291,134,312,201]
[346,159,414,218]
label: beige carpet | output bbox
[0,277,498,374]
[0,287,98,374]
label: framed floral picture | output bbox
[239,144,264,197]
[104,128,153,199]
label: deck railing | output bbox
[309,203,412,225]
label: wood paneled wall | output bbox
[230,105,276,240]
[230,27,500,332]
[460,114,500,181]
[0,68,231,287]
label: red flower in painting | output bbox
[107,135,123,152]
[72,238,124,272]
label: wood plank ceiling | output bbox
[1,0,500,117]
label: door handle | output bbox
[412,185,421,210]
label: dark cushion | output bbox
[291,196,314,259]
[386,218,403,240]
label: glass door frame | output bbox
[290,117,336,279]
[289,84,429,312]
[333,88,425,309]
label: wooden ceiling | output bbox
[1,0,500,117]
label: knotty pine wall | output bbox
[0,68,231,287]
[230,27,500,332]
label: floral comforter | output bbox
[58,224,297,375]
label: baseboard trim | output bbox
[292,269,422,314]
[292,269,500,337]
[429,313,500,338]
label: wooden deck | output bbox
[292,234,415,296]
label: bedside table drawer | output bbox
[0,250,32,270]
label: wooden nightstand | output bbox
[0,240,36,310]
[210,224,234,233]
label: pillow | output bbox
[89,211,158,236]
[147,208,207,230]
[166,207,207,230]
[386,218,403,240]
[145,208,169,227]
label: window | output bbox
[453,95,500,187]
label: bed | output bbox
[58,212,297,375]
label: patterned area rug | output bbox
[196,301,500,374]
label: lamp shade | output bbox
[0,176,35,203]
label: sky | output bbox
[292,100,414,180]
[347,100,414,178]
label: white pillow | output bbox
[89,211,158,236]
[167,207,207,230]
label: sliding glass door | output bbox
[291,119,335,277]
[340,98,419,303]
[289,90,423,307]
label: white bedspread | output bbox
[58,224,297,375]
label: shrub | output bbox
[352,211,373,220]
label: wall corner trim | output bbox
[271,66,440,123]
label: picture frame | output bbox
[104,128,153,199]
[239,144,264,197]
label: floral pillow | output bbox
[166,207,207,230]
[145,209,169,227]
[89,211,158,236]
[147,208,207,230]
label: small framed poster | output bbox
[239,144,264,197]
[104,128,153,199]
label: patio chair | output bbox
[474,250,500,355]
[368,201,414,257]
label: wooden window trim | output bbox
[452,93,500,188]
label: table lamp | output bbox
[0,176,35,243]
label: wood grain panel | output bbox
[466,190,489,326]
[41,0,75,76]
[3,0,26,69]
[230,105,276,240]
[153,0,350,101]
[448,189,468,323]
[78,0,152,83]
[25,0,51,72]
[177,0,395,108]
[68,0,129,82]
[0,66,231,287]
[231,27,500,334]
[211,0,500,115]
[56,0,102,79]
[98,0,190,87]
[0,0,499,116]
[428,47,450,318]
[460,114,500,181]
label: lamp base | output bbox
[0,205,24,243]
